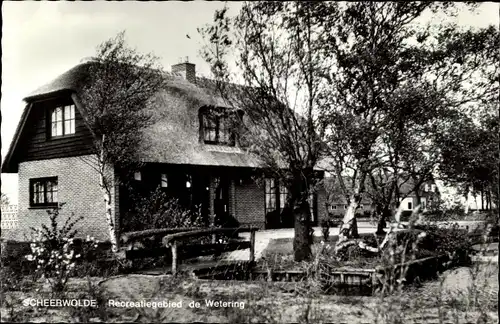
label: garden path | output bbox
[222,222,385,261]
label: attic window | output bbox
[51,105,75,137]
[201,108,236,146]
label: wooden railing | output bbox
[162,227,258,275]
[121,227,201,245]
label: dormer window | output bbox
[51,105,75,137]
[200,107,236,146]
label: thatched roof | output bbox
[0,62,331,172]
[20,62,263,168]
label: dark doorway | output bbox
[214,176,234,227]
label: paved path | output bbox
[221,221,498,262]
[222,222,384,261]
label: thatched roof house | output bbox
[2,61,328,241]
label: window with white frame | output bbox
[265,178,277,215]
[29,177,58,207]
[161,173,168,188]
[265,178,291,215]
[201,108,236,146]
[51,105,75,137]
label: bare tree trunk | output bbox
[293,198,312,261]
[464,185,470,214]
[97,138,118,253]
[481,187,485,211]
[291,171,313,262]
[487,189,492,211]
[376,205,390,235]
[99,170,118,253]
[336,173,365,250]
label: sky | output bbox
[1,1,498,204]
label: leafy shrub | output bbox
[414,224,472,264]
[123,186,204,232]
[399,210,413,221]
[24,205,98,293]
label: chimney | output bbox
[171,59,196,83]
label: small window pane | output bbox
[279,183,288,209]
[51,107,63,137]
[64,106,71,119]
[408,202,413,210]
[134,172,141,181]
[161,174,168,188]
[47,191,54,203]
[64,120,71,134]
[52,107,63,122]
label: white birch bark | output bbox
[100,175,118,253]
[98,138,118,253]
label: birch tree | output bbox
[78,32,166,252]
[319,2,498,250]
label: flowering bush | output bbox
[24,205,98,293]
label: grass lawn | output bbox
[1,264,497,323]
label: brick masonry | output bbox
[234,180,266,229]
[5,155,118,242]
[233,180,328,229]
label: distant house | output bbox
[1,61,327,242]
[327,193,373,216]
[397,180,440,212]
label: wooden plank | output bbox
[125,247,171,260]
[121,227,200,244]
[180,242,250,259]
[162,227,259,246]
[178,260,252,274]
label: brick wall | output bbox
[6,155,117,242]
[234,181,266,229]
[233,180,329,229]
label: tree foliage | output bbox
[199,3,332,261]
[200,2,499,257]
[318,2,498,245]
